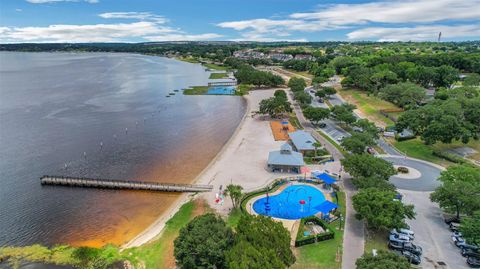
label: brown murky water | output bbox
[0,52,245,247]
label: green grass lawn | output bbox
[126,201,197,269]
[183,86,208,95]
[209,73,228,79]
[176,56,200,63]
[392,138,455,167]
[338,89,400,127]
[226,208,243,229]
[364,229,388,255]
[203,63,229,71]
[289,113,304,130]
[235,84,253,96]
[293,191,346,269]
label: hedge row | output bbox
[295,216,335,247]
[432,149,467,164]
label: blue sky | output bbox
[0,0,479,43]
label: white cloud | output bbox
[217,0,480,41]
[98,12,168,24]
[16,8,23,12]
[347,24,480,41]
[26,0,98,3]
[0,12,221,43]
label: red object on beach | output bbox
[299,200,306,205]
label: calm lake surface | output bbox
[0,52,245,247]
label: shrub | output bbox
[397,167,409,173]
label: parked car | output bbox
[457,242,479,251]
[391,250,421,265]
[336,136,344,142]
[453,231,463,238]
[389,233,412,243]
[450,222,461,232]
[467,256,480,268]
[389,241,423,256]
[452,235,466,247]
[390,229,414,240]
[462,248,480,258]
[444,215,461,224]
[318,123,327,128]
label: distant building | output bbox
[289,130,317,154]
[233,49,265,60]
[267,143,304,173]
[268,53,293,62]
[294,54,314,61]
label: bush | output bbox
[397,167,409,173]
[432,149,467,164]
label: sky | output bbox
[0,0,479,43]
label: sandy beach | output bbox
[123,89,287,248]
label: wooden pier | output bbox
[40,175,213,193]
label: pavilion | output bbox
[288,130,318,154]
[267,143,305,173]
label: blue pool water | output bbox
[207,86,236,95]
[253,185,326,220]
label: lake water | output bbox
[0,52,246,247]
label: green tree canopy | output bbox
[294,91,312,105]
[174,214,234,269]
[303,106,330,125]
[288,77,307,92]
[356,250,413,269]
[464,73,480,86]
[354,119,380,139]
[331,103,357,125]
[430,165,480,218]
[258,96,292,118]
[341,132,376,154]
[352,177,396,192]
[353,188,415,230]
[460,211,480,245]
[227,215,295,268]
[225,184,243,209]
[379,82,426,109]
[342,154,396,180]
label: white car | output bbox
[390,229,414,241]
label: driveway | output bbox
[401,190,470,269]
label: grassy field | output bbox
[364,229,388,255]
[293,191,346,269]
[236,84,253,96]
[209,73,228,79]
[226,208,243,229]
[183,86,208,95]
[289,113,304,130]
[203,63,229,71]
[287,69,314,80]
[391,138,455,167]
[338,89,400,127]
[176,56,200,63]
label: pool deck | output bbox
[245,181,334,245]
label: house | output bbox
[294,54,314,61]
[268,53,293,62]
[267,143,304,173]
[289,130,317,154]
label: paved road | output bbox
[381,155,443,191]
[401,190,470,269]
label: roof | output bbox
[268,144,305,166]
[314,200,338,214]
[289,130,317,151]
[314,173,337,184]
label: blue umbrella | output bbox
[315,173,337,184]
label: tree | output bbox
[353,188,415,230]
[258,96,292,118]
[460,211,480,245]
[379,82,426,109]
[341,133,375,154]
[430,165,480,219]
[274,89,287,100]
[72,247,111,269]
[303,106,330,125]
[433,65,459,88]
[354,119,379,139]
[288,77,307,92]
[227,214,295,268]
[341,154,396,180]
[174,214,234,269]
[323,86,337,96]
[313,141,323,157]
[331,103,357,125]
[464,73,480,86]
[356,250,413,269]
[294,91,312,105]
[352,177,396,192]
[225,184,243,209]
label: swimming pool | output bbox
[207,86,236,95]
[252,185,326,220]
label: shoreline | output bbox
[122,95,251,249]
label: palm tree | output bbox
[313,142,322,158]
[225,184,243,209]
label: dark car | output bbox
[462,248,480,258]
[388,241,423,256]
[318,123,327,128]
[444,215,461,225]
[467,256,480,268]
[392,250,421,265]
[458,242,480,251]
[450,222,461,232]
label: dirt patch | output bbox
[270,121,296,141]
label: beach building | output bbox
[267,143,304,173]
[289,130,317,154]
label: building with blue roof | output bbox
[289,130,318,154]
[267,143,304,174]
